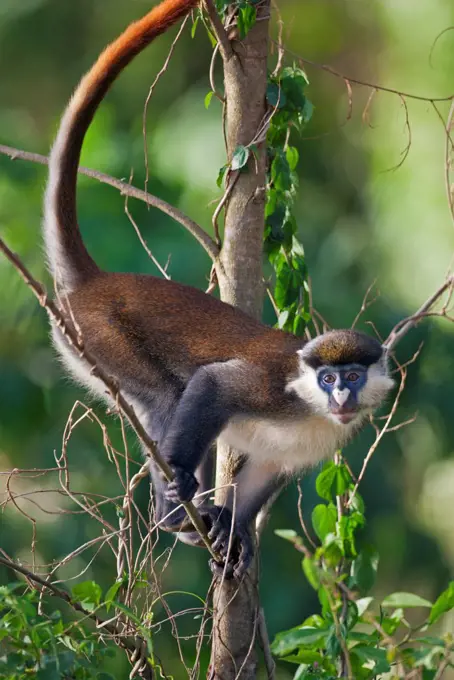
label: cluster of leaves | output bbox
[0,583,115,680]
[214,61,314,334]
[264,65,314,334]
[214,0,258,38]
[272,460,454,679]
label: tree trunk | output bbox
[212,3,271,678]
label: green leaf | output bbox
[302,99,314,123]
[356,597,374,617]
[279,649,323,665]
[274,264,297,308]
[292,313,307,336]
[312,503,337,542]
[354,645,391,674]
[286,145,299,170]
[277,310,290,329]
[351,547,379,594]
[337,511,365,559]
[204,91,214,109]
[274,529,302,543]
[334,464,351,496]
[204,23,218,48]
[216,164,228,188]
[280,67,309,112]
[382,592,433,609]
[104,580,123,613]
[274,529,306,552]
[428,581,454,624]
[110,601,142,625]
[302,557,320,590]
[266,82,287,109]
[271,626,329,656]
[315,462,352,502]
[191,15,199,38]
[71,581,102,611]
[315,462,337,501]
[381,609,405,636]
[237,4,256,38]
[231,144,250,170]
[266,203,287,243]
[271,151,292,191]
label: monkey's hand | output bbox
[203,508,254,580]
[165,466,199,503]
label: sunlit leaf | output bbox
[382,592,432,609]
[231,145,250,170]
[271,626,329,656]
[312,503,337,541]
[428,581,454,624]
[204,91,214,109]
[302,557,320,590]
[71,581,102,612]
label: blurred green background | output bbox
[1,0,453,676]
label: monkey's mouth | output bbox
[330,408,359,425]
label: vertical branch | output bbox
[210,2,271,678]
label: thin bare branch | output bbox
[429,26,454,69]
[0,143,220,264]
[344,77,353,122]
[362,88,377,128]
[258,607,276,679]
[351,279,378,328]
[348,366,408,505]
[209,42,225,103]
[271,0,284,78]
[124,170,171,279]
[272,42,454,103]
[384,94,412,171]
[384,274,454,352]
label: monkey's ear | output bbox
[297,337,319,361]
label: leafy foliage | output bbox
[264,65,313,334]
[0,584,115,679]
[272,461,454,678]
[215,0,259,38]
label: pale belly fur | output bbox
[220,414,357,472]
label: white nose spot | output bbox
[333,387,350,406]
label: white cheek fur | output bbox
[358,362,395,409]
[286,365,330,415]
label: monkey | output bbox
[43,0,394,579]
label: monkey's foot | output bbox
[205,512,253,580]
[165,466,199,503]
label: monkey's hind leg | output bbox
[151,452,234,551]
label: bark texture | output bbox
[212,2,271,678]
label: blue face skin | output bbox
[317,364,368,419]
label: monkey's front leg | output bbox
[159,364,236,504]
[156,364,243,558]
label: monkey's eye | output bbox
[346,372,360,382]
[322,374,336,385]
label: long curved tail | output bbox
[43,0,198,292]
